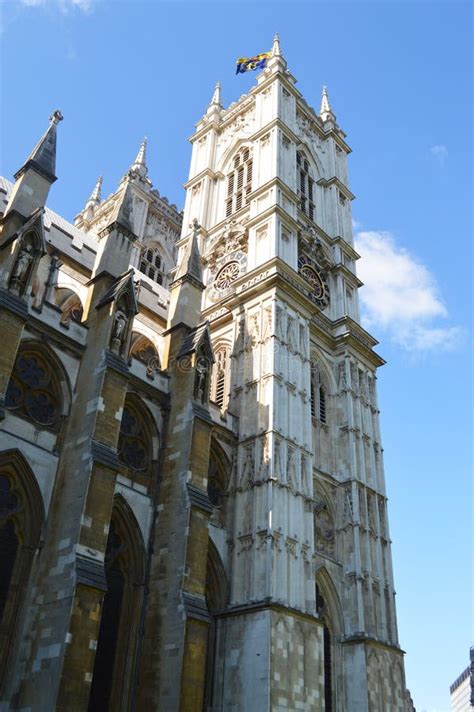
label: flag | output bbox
[236,52,271,75]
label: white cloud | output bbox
[429,144,448,164]
[19,0,93,12]
[354,230,462,353]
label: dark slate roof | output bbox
[95,269,139,314]
[174,228,203,283]
[103,181,136,236]
[177,321,214,360]
[15,117,60,183]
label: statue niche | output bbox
[110,298,131,357]
[9,234,36,297]
[194,353,211,404]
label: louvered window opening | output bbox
[212,348,229,410]
[226,148,253,218]
[297,152,315,222]
[310,366,327,424]
[140,248,163,285]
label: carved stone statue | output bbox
[10,243,34,295]
[194,356,209,404]
[111,309,128,354]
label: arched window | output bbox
[310,363,327,424]
[207,439,231,534]
[5,345,66,432]
[88,497,145,712]
[129,332,161,375]
[139,247,164,285]
[297,151,315,221]
[203,541,227,711]
[117,397,155,481]
[211,346,230,410]
[0,451,44,688]
[54,287,84,326]
[225,147,253,217]
[316,587,333,712]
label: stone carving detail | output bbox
[258,434,270,480]
[286,447,296,488]
[301,454,310,492]
[241,443,255,487]
[194,355,210,404]
[262,307,272,342]
[274,438,282,480]
[287,316,298,353]
[275,306,285,341]
[244,313,260,351]
[110,309,128,353]
[9,243,34,295]
[344,489,354,525]
[314,496,335,557]
[338,362,347,390]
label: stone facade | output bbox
[0,39,410,711]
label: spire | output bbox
[15,109,63,183]
[129,137,148,178]
[210,81,222,107]
[103,181,136,237]
[85,175,103,211]
[320,86,336,123]
[174,219,203,285]
[271,32,281,57]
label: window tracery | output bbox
[118,400,153,475]
[226,147,253,217]
[88,498,145,712]
[139,246,164,285]
[297,151,315,221]
[0,451,44,688]
[5,348,63,430]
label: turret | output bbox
[1,110,63,235]
[167,219,204,330]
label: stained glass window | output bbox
[5,350,61,430]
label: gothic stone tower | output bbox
[0,38,409,712]
[155,35,408,711]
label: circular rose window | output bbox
[215,261,240,291]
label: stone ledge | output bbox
[187,483,213,513]
[91,439,119,470]
[0,287,28,319]
[182,591,209,623]
[75,554,107,592]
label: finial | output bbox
[174,218,203,283]
[85,175,102,210]
[272,32,281,57]
[130,137,148,178]
[210,81,222,106]
[320,86,335,122]
[49,109,63,125]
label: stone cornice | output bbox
[342,634,405,656]
[331,262,363,288]
[183,167,224,190]
[317,176,355,201]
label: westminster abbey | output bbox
[0,37,415,711]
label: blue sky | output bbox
[1,1,472,709]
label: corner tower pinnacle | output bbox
[3,110,63,223]
[129,137,148,178]
[319,85,336,123]
[14,109,63,183]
